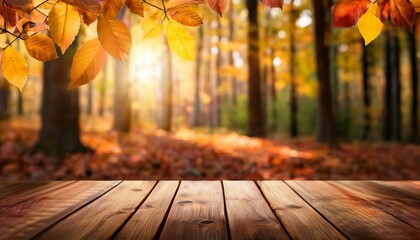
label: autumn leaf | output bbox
[78,9,98,26]
[24,34,58,61]
[70,38,106,88]
[167,17,196,61]
[166,0,204,9]
[261,0,284,8]
[142,11,164,38]
[97,14,131,62]
[169,7,203,27]
[48,2,81,53]
[207,0,228,16]
[358,3,384,45]
[7,0,33,12]
[387,0,416,30]
[102,0,126,18]
[61,0,101,13]
[332,0,371,27]
[1,46,28,92]
[126,0,144,17]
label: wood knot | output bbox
[131,188,143,192]
[199,220,214,225]
[178,200,193,205]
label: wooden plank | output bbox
[39,181,156,240]
[160,181,227,240]
[334,181,420,230]
[258,181,345,240]
[0,181,120,240]
[224,181,289,240]
[375,181,420,200]
[0,181,75,205]
[287,181,420,240]
[116,181,179,240]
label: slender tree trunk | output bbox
[0,81,9,120]
[229,1,238,106]
[36,41,87,160]
[113,9,131,132]
[361,40,371,140]
[312,0,337,146]
[383,29,401,141]
[160,40,173,131]
[193,27,203,127]
[98,63,107,117]
[247,0,265,137]
[408,32,418,142]
[289,3,298,137]
[87,83,93,116]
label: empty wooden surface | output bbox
[160,181,228,240]
[224,181,289,240]
[0,180,418,240]
[258,181,345,240]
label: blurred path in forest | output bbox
[0,123,419,180]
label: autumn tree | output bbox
[36,41,88,158]
[247,0,266,137]
[313,0,337,145]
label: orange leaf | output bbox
[48,2,81,53]
[97,14,131,62]
[70,38,106,88]
[24,34,58,61]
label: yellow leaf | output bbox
[169,7,203,27]
[48,2,81,53]
[97,14,131,62]
[70,38,106,88]
[142,11,164,38]
[24,34,58,61]
[358,3,383,46]
[1,46,28,92]
[167,17,195,61]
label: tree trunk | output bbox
[312,0,337,146]
[87,83,93,116]
[98,62,107,117]
[408,32,418,142]
[247,0,265,137]
[36,41,87,159]
[160,40,173,132]
[113,10,131,132]
[113,59,131,132]
[383,29,401,141]
[0,81,9,120]
[229,1,238,106]
[193,27,203,127]
[289,2,298,137]
[361,40,371,140]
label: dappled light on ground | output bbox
[0,124,418,181]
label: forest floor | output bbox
[0,121,419,180]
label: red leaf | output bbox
[332,0,371,27]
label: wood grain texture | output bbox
[0,181,119,240]
[160,181,228,240]
[375,181,420,199]
[334,181,420,230]
[258,181,345,240]
[287,181,420,240]
[223,181,289,240]
[116,181,179,240]
[0,181,75,206]
[39,181,156,240]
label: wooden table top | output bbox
[0,181,419,240]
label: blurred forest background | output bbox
[0,0,419,180]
